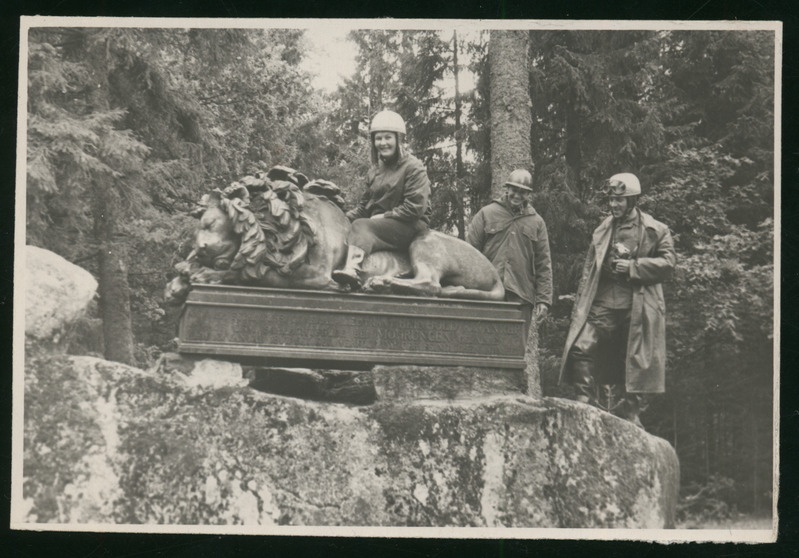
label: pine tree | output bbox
[26,27,321,363]
[488,30,533,197]
[27,29,153,364]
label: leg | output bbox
[599,309,645,427]
[332,245,366,288]
[335,217,420,289]
[620,393,647,429]
[567,320,602,404]
[380,260,442,296]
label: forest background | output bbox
[23,25,775,527]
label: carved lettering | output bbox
[181,290,525,368]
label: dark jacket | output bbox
[559,209,676,393]
[466,199,553,307]
[347,154,431,224]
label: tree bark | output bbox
[94,179,135,365]
[453,31,465,239]
[564,87,584,200]
[489,30,533,198]
[84,32,136,365]
[488,30,539,396]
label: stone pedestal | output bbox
[178,285,526,370]
[19,249,681,531]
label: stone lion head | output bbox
[194,191,242,270]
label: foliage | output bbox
[26,27,321,353]
[25,26,775,519]
[676,475,737,526]
[520,29,775,515]
[330,30,483,234]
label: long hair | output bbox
[370,132,406,166]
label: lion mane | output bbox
[215,178,318,280]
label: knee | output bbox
[571,323,600,360]
[350,219,372,236]
[348,219,375,252]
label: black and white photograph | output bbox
[11,17,780,542]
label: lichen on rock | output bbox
[21,355,678,528]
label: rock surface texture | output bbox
[24,245,98,347]
[19,246,679,529]
[21,354,678,528]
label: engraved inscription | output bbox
[183,303,523,358]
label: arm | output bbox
[629,227,676,285]
[465,210,486,251]
[533,219,553,307]
[346,176,372,221]
[383,161,431,221]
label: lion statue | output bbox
[165,167,505,303]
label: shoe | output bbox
[625,412,645,429]
[622,394,646,429]
[332,245,365,289]
[332,268,361,289]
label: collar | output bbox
[597,208,657,234]
[378,152,408,169]
[493,198,537,217]
[613,207,639,228]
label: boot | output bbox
[622,395,645,429]
[570,360,595,405]
[332,245,366,289]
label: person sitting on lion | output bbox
[332,110,432,289]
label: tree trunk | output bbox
[564,87,584,200]
[84,32,136,365]
[489,30,533,198]
[488,30,539,396]
[94,179,135,365]
[453,31,466,239]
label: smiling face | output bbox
[373,131,398,161]
[609,195,631,220]
[504,184,531,210]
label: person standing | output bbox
[333,110,431,289]
[466,169,553,338]
[559,173,676,427]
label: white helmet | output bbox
[604,173,641,197]
[504,169,533,192]
[370,110,407,135]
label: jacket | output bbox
[559,209,676,393]
[466,199,553,307]
[347,153,431,224]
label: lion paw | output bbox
[362,276,392,293]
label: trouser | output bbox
[505,291,533,341]
[348,217,424,255]
[568,305,647,417]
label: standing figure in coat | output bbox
[466,169,553,339]
[560,173,676,428]
[332,110,431,289]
